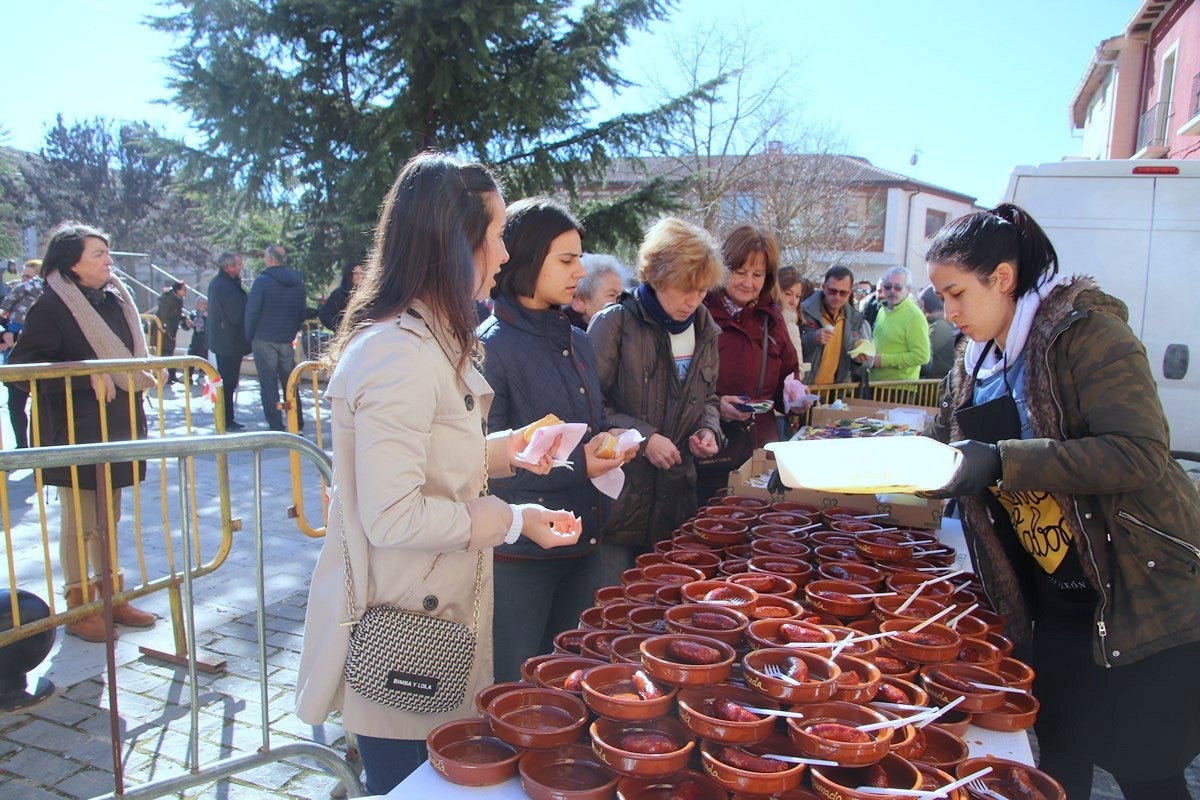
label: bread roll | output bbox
[595,431,618,459]
[522,413,564,442]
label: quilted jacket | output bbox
[478,296,608,558]
[932,277,1200,666]
[587,292,722,548]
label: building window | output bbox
[925,209,948,238]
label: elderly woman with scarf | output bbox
[695,224,799,503]
[926,204,1200,800]
[587,217,725,586]
[9,221,158,642]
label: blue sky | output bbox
[2,0,1134,206]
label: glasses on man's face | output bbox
[854,288,869,295]
[881,283,906,292]
[823,286,851,298]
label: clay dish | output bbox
[579,629,623,662]
[971,691,1040,732]
[615,770,727,800]
[746,555,813,587]
[830,653,883,704]
[663,548,721,577]
[727,571,798,598]
[996,657,1035,691]
[663,602,749,646]
[641,562,706,586]
[635,552,666,569]
[679,579,759,611]
[601,602,643,631]
[784,700,894,766]
[872,594,947,624]
[717,557,750,577]
[746,617,835,652]
[579,663,676,722]
[677,683,780,744]
[878,619,962,664]
[818,560,886,590]
[955,636,1004,672]
[742,647,840,704]
[698,732,807,796]
[639,633,736,686]
[622,579,662,607]
[533,655,606,695]
[593,585,626,606]
[758,511,813,528]
[919,664,1007,713]
[521,653,564,683]
[916,724,970,772]
[474,681,533,717]
[578,605,607,630]
[746,594,805,621]
[884,571,957,602]
[553,627,589,655]
[803,579,875,619]
[692,517,750,547]
[426,716,521,787]
[750,538,811,560]
[956,757,1066,800]
[609,633,653,664]
[518,743,619,800]
[487,687,589,750]
[771,500,822,516]
[589,716,695,778]
[652,583,683,607]
[719,495,771,512]
[809,753,922,800]
[873,674,928,708]
[812,544,868,565]
[626,605,669,636]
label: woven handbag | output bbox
[338,491,486,714]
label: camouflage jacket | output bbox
[933,277,1200,667]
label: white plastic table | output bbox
[388,518,1033,798]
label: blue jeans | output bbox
[492,551,601,683]
[250,339,300,430]
[355,734,427,794]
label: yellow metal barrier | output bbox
[0,356,233,664]
[790,378,941,429]
[284,359,329,537]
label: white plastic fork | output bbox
[967,778,1007,800]
[761,662,803,686]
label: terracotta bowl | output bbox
[720,495,771,512]
[727,571,797,598]
[873,674,928,708]
[884,570,957,602]
[589,716,695,778]
[717,558,750,577]
[812,543,868,564]
[623,580,662,606]
[601,602,643,631]
[578,605,607,630]
[784,700,894,766]
[474,681,533,717]
[750,537,811,560]
[919,664,1007,713]
[641,562,706,586]
[971,691,1040,732]
[522,653,564,683]
[949,613,991,641]
[818,560,886,590]
[615,770,727,800]
[663,603,749,646]
[758,510,814,528]
[746,555,813,587]
[913,763,970,800]
[984,630,1016,659]
[963,607,1006,634]
[803,579,875,619]
[579,629,623,662]
[872,594,947,624]
[746,617,835,651]
[916,724,970,772]
[928,707,974,737]
[621,568,645,586]
[610,633,653,664]
[426,716,521,787]
[829,519,883,535]
[771,500,822,516]
[723,543,753,559]
[635,552,666,569]
[626,605,669,636]
[699,505,759,524]
[693,517,750,546]
[639,633,736,686]
[533,656,607,695]
[751,523,806,539]
[553,627,590,655]
[819,624,880,661]
[830,653,883,704]
[594,585,626,606]
[809,753,922,800]
[882,711,925,760]
[872,653,919,682]
[677,683,780,744]
[519,743,620,800]
[653,584,683,607]
[877,619,962,664]
[854,531,915,562]
[955,636,1004,672]
[668,534,714,553]
[956,757,1067,800]
[808,530,856,547]
[580,663,676,722]
[746,594,805,621]
[698,732,807,796]
[997,657,1036,691]
[679,579,759,611]
[663,548,722,577]
[487,687,589,750]
[741,647,840,704]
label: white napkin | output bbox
[591,429,646,499]
[514,422,588,470]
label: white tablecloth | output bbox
[388,518,1033,798]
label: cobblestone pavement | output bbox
[1,376,1197,799]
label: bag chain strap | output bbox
[339,363,489,638]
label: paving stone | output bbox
[0,777,65,800]
[6,719,82,753]
[31,696,101,727]
[0,745,82,784]
[53,768,118,799]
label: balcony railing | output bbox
[1137,100,1172,152]
[1191,71,1200,119]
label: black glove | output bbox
[922,439,1002,499]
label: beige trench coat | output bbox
[294,303,513,740]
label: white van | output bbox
[1004,160,1199,457]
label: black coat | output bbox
[206,270,250,357]
[155,289,184,355]
[7,285,148,488]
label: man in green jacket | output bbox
[868,266,930,382]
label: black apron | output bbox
[953,342,1021,445]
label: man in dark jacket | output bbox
[244,244,307,431]
[155,281,186,383]
[207,252,251,430]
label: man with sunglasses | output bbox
[866,266,930,383]
[799,265,870,385]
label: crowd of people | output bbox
[6,151,1198,798]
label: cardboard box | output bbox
[727,448,944,530]
[808,399,934,430]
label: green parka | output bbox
[933,277,1200,667]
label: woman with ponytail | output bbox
[925,203,1200,799]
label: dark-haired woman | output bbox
[10,222,158,642]
[295,154,581,794]
[479,197,633,682]
[695,224,798,503]
[318,261,361,332]
[926,203,1200,800]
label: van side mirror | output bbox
[1163,344,1189,380]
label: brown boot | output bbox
[64,585,109,643]
[106,575,156,629]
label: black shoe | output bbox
[226,421,246,431]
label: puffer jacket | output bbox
[587,292,722,548]
[244,265,307,343]
[478,296,608,558]
[798,291,867,384]
[932,277,1200,667]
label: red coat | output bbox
[704,292,799,447]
